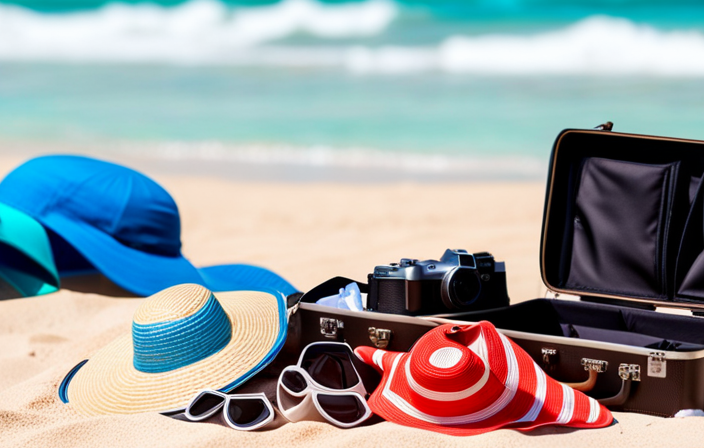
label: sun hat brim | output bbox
[197,264,298,296]
[38,212,297,297]
[364,326,613,436]
[367,335,535,435]
[63,288,287,415]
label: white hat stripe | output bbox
[382,330,520,425]
[373,349,386,370]
[512,360,547,424]
[467,332,488,363]
[587,397,601,423]
[428,347,463,368]
[404,333,489,402]
[404,350,490,401]
[557,384,575,424]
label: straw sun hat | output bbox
[59,283,287,415]
[355,322,613,436]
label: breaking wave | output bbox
[347,16,704,76]
[0,0,397,62]
[1,1,704,76]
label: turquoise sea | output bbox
[2,0,704,180]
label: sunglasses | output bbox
[184,390,279,431]
[277,342,373,428]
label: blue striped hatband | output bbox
[132,293,232,373]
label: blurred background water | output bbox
[1,0,704,179]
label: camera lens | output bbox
[441,267,481,310]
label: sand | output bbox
[2,170,704,447]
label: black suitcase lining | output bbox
[543,130,704,307]
[455,299,704,352]
[565,157,679,299]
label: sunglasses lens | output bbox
[227,398,271,428]
[316,394,367,425]
[301,345,360,390]
[189,392,224,418]
[281,370,308,393]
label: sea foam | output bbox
[2,1,704,76]
[347,16,704,76]
[0,0,397,62]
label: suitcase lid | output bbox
[540,123,704,312]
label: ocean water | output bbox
[1,0,704,179]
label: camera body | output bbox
[366,249,509,316]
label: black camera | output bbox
[366,249,509,316]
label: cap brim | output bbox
[41,213,297,297]
[64,288,287,415]
[40,212,204,297]
[0,265,58,298]
[0,202,59,297]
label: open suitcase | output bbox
[290,124,704,418]
[446,123,704,417]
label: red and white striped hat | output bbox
[354,322,613,436]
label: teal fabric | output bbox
[132,294,232,373]
[0,202,59,297]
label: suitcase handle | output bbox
[555,358,640,408]
[557,357,606,392]
[596,363,640,407]
[561,369,598,392]
[597,377,632,407]
[561,370,635,407]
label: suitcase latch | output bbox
[368,327,392,349]
[320,317,344,339]
[581,358,608,373]
[618,363,641,381]
[647,352,667,378]
[541,348,558,369]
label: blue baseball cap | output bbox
[0,202,59,298]
[0,155,296,297]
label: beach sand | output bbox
[1,165,703,447]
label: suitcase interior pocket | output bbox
[459,299,704,352]
[562,324,704,351]
[565,157,681,299]
[675,177,704,302]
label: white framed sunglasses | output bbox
[185,390,279,431]
[276,341,374,428]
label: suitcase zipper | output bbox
[594,121,614,131]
